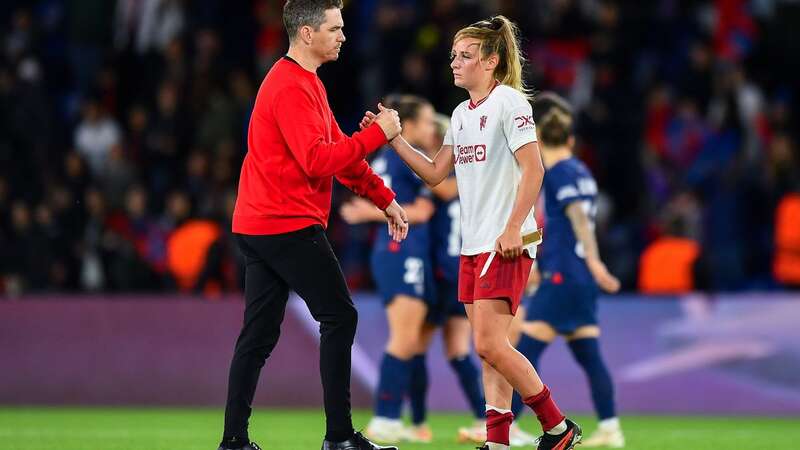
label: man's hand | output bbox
[383,199,408,242]
[374,103,401,141]
[587,258,621,293]
[495,225,523,259]
[359,110,377,130]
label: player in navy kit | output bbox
[341,95,437,444]
[511,93,625,448]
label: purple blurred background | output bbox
[3,293,798,415]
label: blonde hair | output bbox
[454,15,531,99]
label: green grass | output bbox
[1,407,797,450]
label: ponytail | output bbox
[538,107,573,147]
[454,15,531,99]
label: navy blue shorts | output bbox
[427,277,467,325]
[370,248,435,307]
[523,281,599,334]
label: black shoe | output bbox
[321,431,399,450]
[536,419,582,450]
[217,441,262,450]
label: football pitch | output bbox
[1,407,797,450]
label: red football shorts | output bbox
[458,252,534,315]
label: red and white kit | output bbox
[444,84,541,312]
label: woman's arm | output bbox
[390,136,455,187]
[340,196,434,225]
[360,106,455,186]
[565,201,620,293]
[429,176,458,201]
[495,142,545,258]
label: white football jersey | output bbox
[444,84,540,256]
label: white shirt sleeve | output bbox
[503,95,537,153]
[443,118,455,146]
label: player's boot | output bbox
[403,423,433,443]
[457,419,487,443]
[535,419,582,450]
[321,431,399,450]
[581,427,625,448]
[217,441,262,450]
[509,422,539,446]
[365,417,405,444]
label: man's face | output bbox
[310,8,345,63]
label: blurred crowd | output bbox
[1,0,799,297]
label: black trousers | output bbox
[223,225,357,443]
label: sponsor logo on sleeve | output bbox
[514,115,534,129]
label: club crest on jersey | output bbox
[455,144,487,165]
[480,115,487,131]
[515,114,534,129]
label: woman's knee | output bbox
[473,334,504,363]
[386,338,419,359]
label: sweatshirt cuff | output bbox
[370,183,396,210]
[358,122,389,155]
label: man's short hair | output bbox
[283,0,344,40]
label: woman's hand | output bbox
[339,197,377,224]
[495,225,523,259]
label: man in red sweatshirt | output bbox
[219,2,405,450]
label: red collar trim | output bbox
[468,81,500,110]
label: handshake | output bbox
[360,103,402,141]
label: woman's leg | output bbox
[467,299,569,448]
[465,301,526,449]
[369,295,428,442]
[566,326,623,447]
[408,322,437,427]
[468,300,544,398]
[511,320,557,417]
[443,317,486,420]
[567,326,614,420]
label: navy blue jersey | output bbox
[369,147,434,303]
[539,157,598,284]
[429,180,460,282]
[370,147,431,253]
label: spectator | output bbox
[638,215,702,294]
[74,99,122,177]
[0,1,798,295]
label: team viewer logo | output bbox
[480,115,487,131]
[475,145,486,161]
[515,115,534,129]
[456,144,487,164]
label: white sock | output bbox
[487,443,510,450]
[546,419,568,435]
[369,416,402,428]
[598,417,620,432]
[486,404,513,414]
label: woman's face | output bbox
[403,104,436,150]
[450,37,490,90]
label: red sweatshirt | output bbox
[233,57,395,235]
